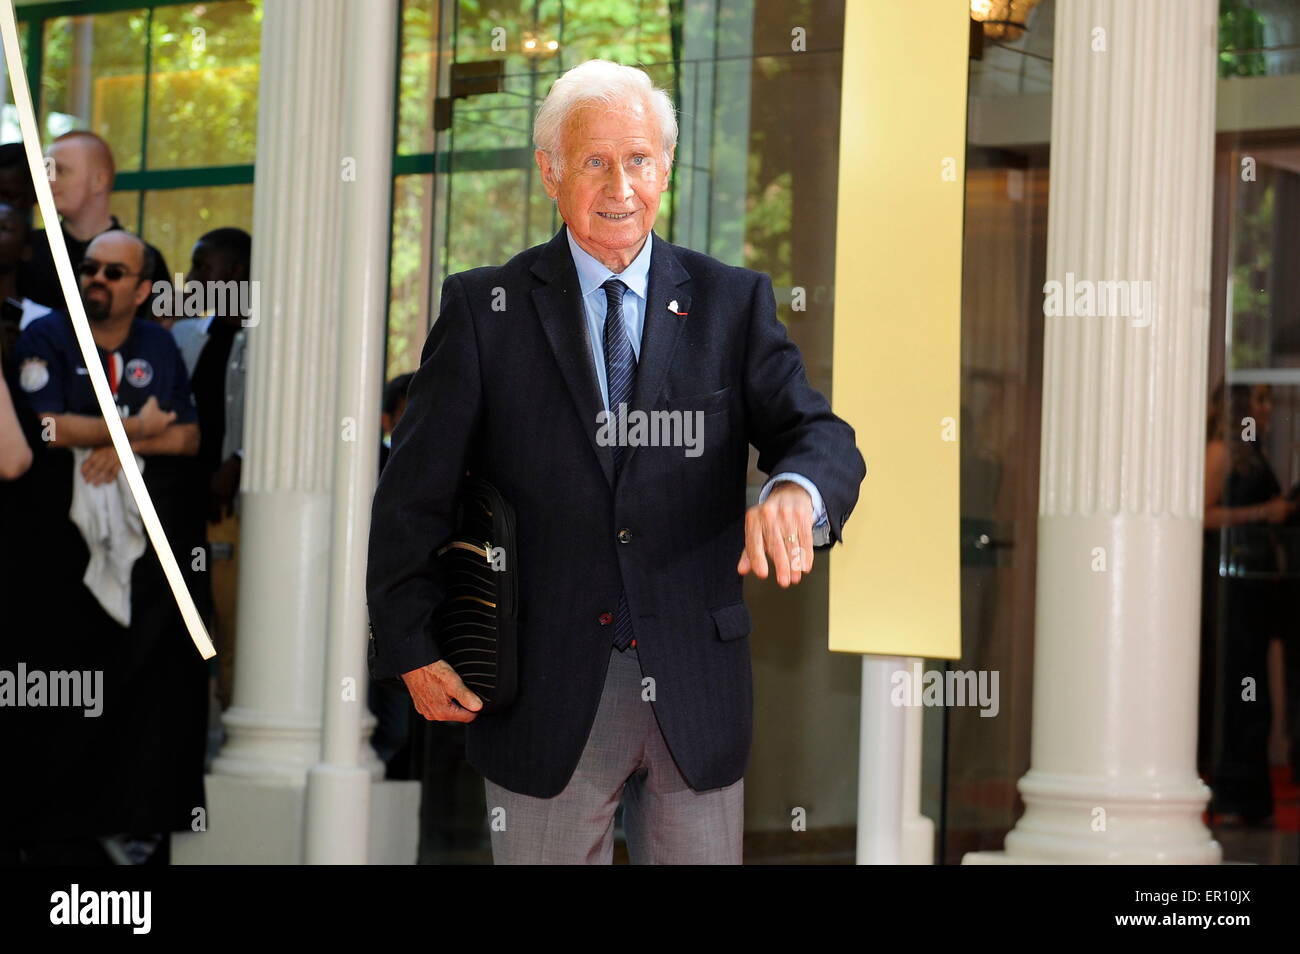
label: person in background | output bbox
[0,366,31,479]
[19,131,169,320]
[0,202,53,362]
[378,372,412,472]
[170,227,252,712]
[0,142,37,214]
[1200,381,1296,828]
[0,322,36,863]
[13,230,206,864]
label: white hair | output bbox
[533,59,678,179]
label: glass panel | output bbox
[937,160,1049,863]
[108,189,140,233]
[146,0,262,169]
[1219,0,1300,78]
[40,11,149,166]
[1,21,29,140]
[140,183,254,286]
[1202,133,1300,862]
[388,173,435,381]
[954,0,1300,866]
[397,0,439,156]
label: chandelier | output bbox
[970,0,1044,42]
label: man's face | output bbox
[80,233,148,323]
[536,99,672,259]
[0,167,35,212]
[47,139,102,219]
[186,240,240,285]
[0,204,28,268]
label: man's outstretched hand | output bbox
[401,659,483,723]
[737,481,815,587]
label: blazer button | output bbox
[598,612,613,625]
[617,528,633,544]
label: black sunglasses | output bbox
[78,259,140,282]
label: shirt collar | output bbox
[565,225,653,301]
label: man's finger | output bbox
[435,700,478,723]
[449,680,483,713]
[795,515,814,578]
[760,508,791,587]
[744,509,767,578]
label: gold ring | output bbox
[786,533,797,545]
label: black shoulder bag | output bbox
[369,474,518,714]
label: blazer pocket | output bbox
[667,385,732,416]
[711,601,752,641]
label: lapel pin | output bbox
[668,299,688,316]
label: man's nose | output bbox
[603,163,633,200]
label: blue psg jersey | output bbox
[14,310,198,424]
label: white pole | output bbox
[857,654,906,863]
[901,659,935,864]
[304,0,399,865]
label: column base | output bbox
[171,773,420,864]
[965,770,1221,864]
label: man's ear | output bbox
[535,149,559,198]
[132,277,152,310]
[660,145,675,191]
[92,166,113,197]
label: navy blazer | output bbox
[366,224,865,797]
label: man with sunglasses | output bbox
[11,229,208,864]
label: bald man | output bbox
[19,131,170,318]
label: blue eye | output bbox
[632,155,645,165]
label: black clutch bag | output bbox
[431,475,518,712]
[368,474,518,714]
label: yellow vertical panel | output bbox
[828,0,968,658]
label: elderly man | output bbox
[367,59,865,864]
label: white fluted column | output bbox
[968,0,1221,864]
[176,0,419,864]
[210,0,381,783]
[304,0,399,864]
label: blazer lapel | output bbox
[531,225,615,488]
[623,230,691,476]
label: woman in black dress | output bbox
[1200,382,1295,826]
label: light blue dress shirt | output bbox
[565,228,830,544]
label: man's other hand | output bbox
[209,454,242,522]
[737,481,815,587]
[137,395,176,438]
[401,659,484,723]
[81,444,122,485]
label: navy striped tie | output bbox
[602,278,636,651]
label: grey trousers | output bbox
[483,645,744,864]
